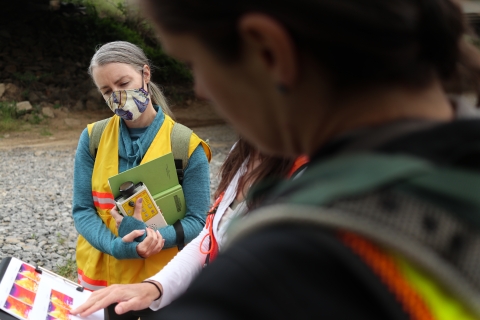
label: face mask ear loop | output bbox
[141,69,146,91]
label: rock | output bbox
[29,91,40,103]
[39,101,54,109]
[4,83,21,100]
[53,108,68,118]
[73,100,84,111]
[42,106,55,118]
[22,113,42,122]
[0,83,5,98]
[64,118,80,127]
[5,237,20,244]
[16,101,33,112]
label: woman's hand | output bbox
[123,227,165,258]
[111,197,145,229]
[109,205,124,229]
[70,282,162,317]
[119,198,165,258]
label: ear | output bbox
[143,64,151,84]
[239,14,298,88]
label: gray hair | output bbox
[89,41,173,118]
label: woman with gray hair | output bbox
[71,41,211,319]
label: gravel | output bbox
[0,148,76,272]
[0,124,236,276]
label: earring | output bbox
[276,83,288,94]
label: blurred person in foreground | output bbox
[80,0,480,318]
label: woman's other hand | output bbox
[70,281,162,317]
[134,228,165,258]
[109,206,124,229]
[120,197,165,258]
[111,197,144,229]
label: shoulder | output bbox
[78,128,90,147]
[86,117,114,136]
[178,223,404,319]
[75,128,94,162]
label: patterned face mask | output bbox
[106,71,150,121]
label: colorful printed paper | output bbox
[0,257,103,320]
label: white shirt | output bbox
[148,159,248,310]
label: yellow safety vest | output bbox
[76,114,211,290]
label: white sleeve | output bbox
[147,226,210,310]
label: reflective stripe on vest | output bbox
[77,114,210,288]
[92,191,115,210]
[78,269,108,291]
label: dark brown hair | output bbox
[214,138,296,207]
[142,0,480,95]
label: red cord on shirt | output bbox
[200,192,224,261]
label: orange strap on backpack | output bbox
[339,231,434,320]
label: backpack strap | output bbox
[225,202,480,318]
[170,122,193,184]
[225,155,480,317]
[169,122,193,251]
[89,117,112,158]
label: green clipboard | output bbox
[108,153,186,225]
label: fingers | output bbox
[132,197,143,222]
[70,285,121,317]
[147,230,165,256]
[154,231,166,253]
[114,283,161,314]
[115,296,150,315]
[135,228,155,257]
[136,229,164,258]
[71,283,157,317]
[122,229,146,243]
[109,206,123,228]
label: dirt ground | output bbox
[0,100,237,151]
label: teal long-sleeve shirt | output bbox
[72,110,210,260]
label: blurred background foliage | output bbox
[0,0,194,131]
[41,0,191,84]
[0,0,192,86]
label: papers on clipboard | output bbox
[0,257,104,320]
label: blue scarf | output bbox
[118,106,165,170]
